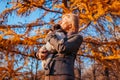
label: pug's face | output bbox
[36,46,48,60]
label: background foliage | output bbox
[0,0,120,80]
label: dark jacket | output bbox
[45,33,83,77]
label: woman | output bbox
[37,13,83,80]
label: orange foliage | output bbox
[0,0,120,79]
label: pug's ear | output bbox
[34,53,38,58]
[35,52,41,60]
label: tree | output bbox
[0,0,120,79]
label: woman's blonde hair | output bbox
[62,13,79,32]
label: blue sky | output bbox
[0,0,44,72]
[0,0,63,73]
[0,0,61,25]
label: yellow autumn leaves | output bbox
[55,0,120,25]
[11,0,45,15]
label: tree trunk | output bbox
[104,67,110,80]
[93,62,96,80]
[62,0,68,8]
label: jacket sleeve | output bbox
[46,33,83,54]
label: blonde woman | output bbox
[37,13,83,80]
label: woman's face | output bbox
[61,17,72,32]
[61,20,76,33]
